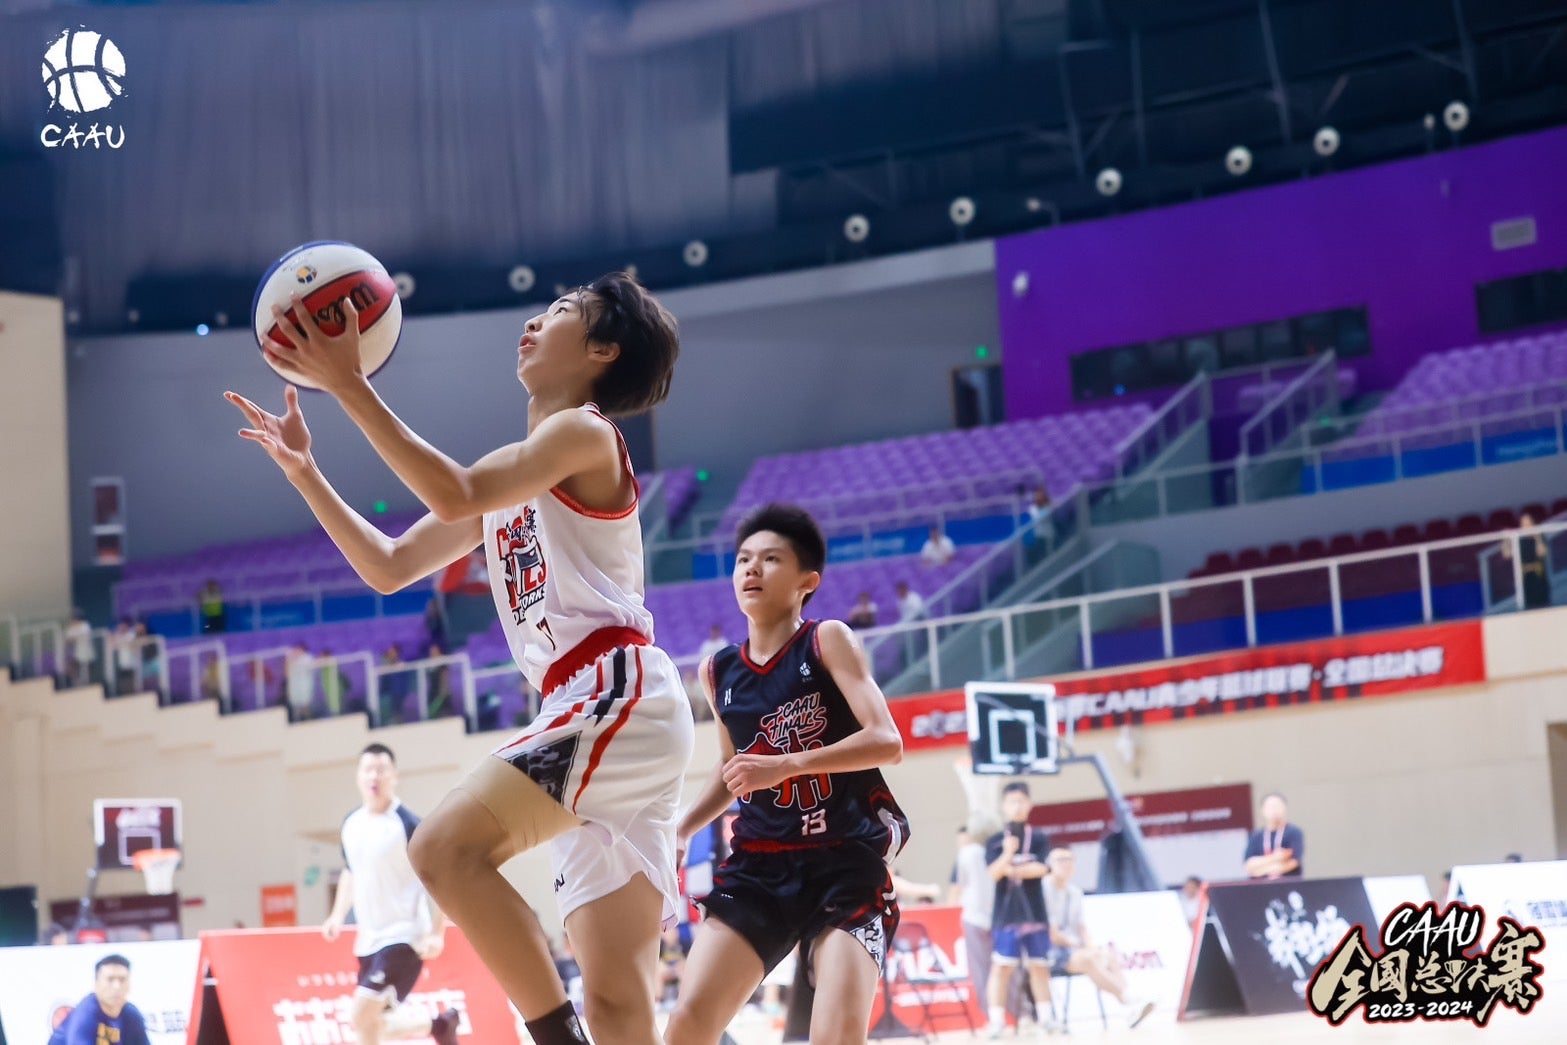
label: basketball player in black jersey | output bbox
[665,504,910,1045]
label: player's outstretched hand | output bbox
[722,752,791,798]
[321,914,344,942]
[263,293,365,395]
[415,931,446,960]
[226,386,314,479]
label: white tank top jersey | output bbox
[482,404,655,694]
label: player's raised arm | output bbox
[225,388,481,594]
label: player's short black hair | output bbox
[96,954,130,973]
[582,272,679,417]
[361,743,396,764]
[735,503,827,604]
[1002,781,1031,798]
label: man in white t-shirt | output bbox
[895,582,926,622]
[1041,848,1153,1030]
[696,624,728,661]
[949,824,996,1014]
[324,744,460,1045]
[65,609,94,687]
[920,526,956,568]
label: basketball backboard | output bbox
[93,799,182,870]
[964,681,1060,775]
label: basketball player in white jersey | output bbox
[325,743,460,1045]
[225,271,693,1045]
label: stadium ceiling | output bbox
[736,0,1567,245]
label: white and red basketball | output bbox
[251,241,402,389]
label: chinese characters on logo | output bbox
[1308,902,1544,1026]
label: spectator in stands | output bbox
[1026,486,1056,561]
[1502,512,1552,609]
[950,823,996,1012]
[895,581,927,622]
[199,657,224,703]
[198,579,226,634]
[318,648,349,717]
[43,923,70,946]
[425,644,454,719]
[285,644,315,721]
[422,596,448,657]
[920,525,956,568]
[49,953,150,1045]
[1042,849,1154,1029]
[1179,875,1204,925]
[111,618,139,695]
[65,608,94,687]
[846,591,878,629]
[696,624,728,660]
[134,621,161,697]
[986,782,1055,1037]
[1244,792,1304,880]
[379,645,409,724]
[1504,852,1524,863]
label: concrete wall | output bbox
[0,291,71,619]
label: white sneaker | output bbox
[1127,996,1155,1029]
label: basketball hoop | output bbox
[131,848,181,895]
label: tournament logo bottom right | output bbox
[1307,901,1545,1026]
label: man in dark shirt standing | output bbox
[984,782,1054,1037]
[1243,792,1305,879]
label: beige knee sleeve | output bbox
[454,755,583,857]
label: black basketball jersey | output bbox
[708,620,910,857]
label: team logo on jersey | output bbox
[799,660,812,680]
[495,507,548,626]
[739,691,833,810]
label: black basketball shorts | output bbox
[356,943,423,1005]
[699,842,900,981]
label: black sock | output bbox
[526,1001,588,1045]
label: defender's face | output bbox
[517,292,595,390]
[734,531,818,618]
[357,752,397,807]
[1261,795,1287,827]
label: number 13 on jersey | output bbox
[801,809,827,836]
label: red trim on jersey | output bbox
[572,646,645,811]
[739,619,814,675]
[733,837,844,854]
[496,697,590,751]
[549,405,640,519]
[542,626,648,698]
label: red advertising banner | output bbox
[1029,784,1254,846]
[259,885,298,929]
[887,620,1485,746]
[867,905,984,1036]
[187,928,517,1044]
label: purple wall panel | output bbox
[997,127,1567,419]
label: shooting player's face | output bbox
[733,530,819,621]
[517,291,616,395]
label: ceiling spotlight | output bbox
[1011,271,1031,299]
[1225,146,1253,177]
[553,283,569,297]
[126,308,139,324]
[1423,113,1437,131]
[683,240,709,268]
[844,214,870,243]
[623,263,639,282]
[949,196,976,228]
[1025,197,1042,212]
[392,272,416,300]
[1444,100,1470,133]
[214,311,229,327]
[508,265,536,294]
[1095,167,1122,197]
[66,308,80,325]
[1313,126,1340,158]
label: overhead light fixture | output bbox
[1313,126,1340,158]
[1225,146,1252,177]
[948,196,976,227]
[683,240,709,268]
[508,265,536,294]
[843,214,870,243]
[1095,168,1122,197]
[392,272,416,300]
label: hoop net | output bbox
[131,848,180,895]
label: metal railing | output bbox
[1238,351,1340,459]
[838,521,1564,692]
[1341,378,1567,442]
[1083,401,1567,526]
[114,577,436,633]
[1479,510,1567,612]
[683,465,1051,540]
[1113,372,1213,479]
